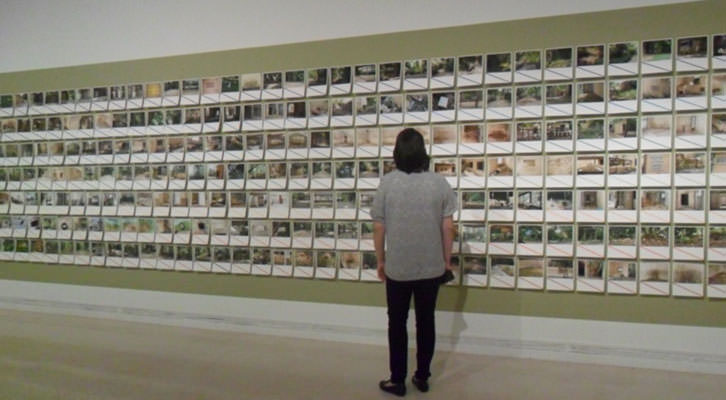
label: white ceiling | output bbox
[0,0,697,73]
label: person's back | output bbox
[374,169,454,281]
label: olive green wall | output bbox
[1,0,725,327]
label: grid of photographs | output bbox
[1,34,726,297]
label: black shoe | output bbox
[412,376,429,392]
[379,379,406,397]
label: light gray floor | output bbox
[1,308,723,400]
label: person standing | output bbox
[371,128,457,396]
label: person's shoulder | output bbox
[425,171,452,189]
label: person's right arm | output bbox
[441,216,454,270]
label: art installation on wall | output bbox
[1,34,726,298]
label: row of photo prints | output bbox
[2,114,726,156]
[2,35,726,115]
[4,187,726,224]
[0,237,724,298]
[2,76,726,127]
[2,214,725,260]
[2,151,726,188]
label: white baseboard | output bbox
[1,279,725,375]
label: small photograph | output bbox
[640,261,669,283]
[353,97,376,116]
[516,121,542,142]
[675,113,707,136]
[315,250,336,269]
[577,45,604,66]
[674,226,704,247]
[433,159,456,177]
[487,122,511,142]
[546,120,573,141]
[184,108,202,124]
[312,161,332,178]
[246,163,267,180]
[714,113,726,135]
[643,39,672,61]
[675,75,706,98]
[404,59,428,80]
[710,226,726,247]
[678,36,708,58]
[487,156,513,176]
[641,226,670,246]
[337,222,358,240]
[515,51,541,71]
[309,99,329,117]
[459,124,482,143]
[110,112,128,128]
[462,191,486,209]
[145,83,162,98]
[546,84,572,104]
[331,97,353,117]
[577,82,604,103]
[607,260,635,281]
[546,191,573,211]
[675,189,704,211]
[673,262,703,284]
[577,119,604,139]
[609,42,638,64]
[379,62,401,81]
[263,72,283,89]
[642,77,671,100]
[272,220,291,238]
[463,255,487,275]
[609,226,636,246]
[460,157,485,177]
[577,225,604,244]
[314,221,335,239]
[182,79,200,96]
[246,134,264,150]
[406,93,429,113]
[516,86,542,107]
[608,117,637,138]
[432,125,457,144]
[487,87,512,107]
[0,94,13,108]
[517,156,542,176]
[490,257,515,277]
[336,192,357,209]
[609,80,638,101]
[222,75,240,93]
[354,64,376,83]
[709,263,726,285]
[458,90,483,109]
[252,248,271,265]
[313,192,334,209]
[431,57,454,79]
[490,224,514,243]
[518,258,544,277]
[608,153,637,175]
[487,53,511,73]
[331,66,352,85]
[710,190,726,210]
[642,115,672,138]
[432,91,455,111]
[518,225,543,244]
[641,153,671,175]
[518,191,542,210]
[488,191,513,210]
[578,190,605,210]
[546,48,572,68]
[379,95,403,114]
[641,190,670,210]
[576,155,604,175]
[675,152,705,174]
[458,55,483,75]
[265,103,284,120]
[204,106,221,123]
[293,222,313,238]
[163,81,180,97]
[307,69,327,87]
[547,259,574,278]
[380,128,398,147]
[335,160,355,179]
[358,160,380,178]
[268,163,287,179]
[715,34,726,57]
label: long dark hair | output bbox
[393,128,430,174]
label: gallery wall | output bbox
[1,0,725,328]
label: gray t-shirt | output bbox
[370,170,458,281]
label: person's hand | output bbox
[377,261,386,282]
[445,263,455,271]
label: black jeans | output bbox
[385,275,441,383]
